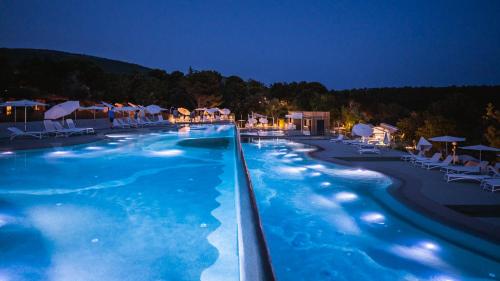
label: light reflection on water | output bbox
[242,139,500,281]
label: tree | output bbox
[416,114,457,139]
[483,103,500,147]
[183,70,222,108]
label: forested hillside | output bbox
[0,48,498,146]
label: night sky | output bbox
[1,0,499,89]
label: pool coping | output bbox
[293,140,500,263]
[234,128,277,281]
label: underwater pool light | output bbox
[335,192,358,202]
[361,212,385,224]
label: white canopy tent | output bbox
[45,101,80,122]
[416,137,432,151]
[0,99,47,131]
[285,113,303,131]
[459,144,500,162]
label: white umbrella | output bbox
[177,107,190,116]
[79,106,106,119]
[459,144,500,162]
[145,105,166,115]
[429,136,466,155]
[0,99,47,131]
[115,106,137,118]
[383,132,390,145]
[416,137,432,151]
[352,123,373,137]
[101,101,114,109]
[259,117,268,124]
[45,101,80,121]
[219,108,231,115]
[206,108,219,115]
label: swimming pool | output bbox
[242,139,500,281]
[0,125,239,281]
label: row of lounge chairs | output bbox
[330,134,382,154]
[401,151,500,192]
[112,116,170,128]
[7,119,94,140]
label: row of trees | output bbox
[0,55,498,147]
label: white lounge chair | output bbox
[445,165,498,183]
[422,155,453,170]
[139,117,155,126]
[441,161,488,174]
[414,153,442,166]
[359,148,381,154]
[445,173,492,183]
[329,134,344,143]
[7,127,45,140]
[481,178,500,192]
[113,119,130,128]
[66,119,94,134]
[342,139,362,145]
[156,115,170,124]
[52,120,82,136]
[401,150,423,161]
[43,120,68,137]
[127,117,141,127]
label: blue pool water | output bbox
[242,139,500,281]
[0,125,239,281]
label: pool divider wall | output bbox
[234,127,277,281]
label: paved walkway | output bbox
[295,139,500,243]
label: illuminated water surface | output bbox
[0,125,239,281]
[242,139,500,281]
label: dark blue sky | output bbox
[1,0,499,89]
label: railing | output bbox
[234,126,276,281]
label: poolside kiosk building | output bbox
[287,111,330,135]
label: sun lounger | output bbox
[156,115,170,124]
[358,148,381,154]
[7,127,45,140]
[440,161,488,174]
[113,119,130,128]
[52,120,82,136]
[342,139,362,145]
[43,120,69,137]
[124,117,140,128]
[144,116,159,125]
[445,164,498,183]
[401,150,423,161]
[445,173,492,183]
[422,155,453,170]
[481,178,500,192]
[329,134,344,143]
[414,153,442,166]
[139,117,156,126]
[66,119,94,134]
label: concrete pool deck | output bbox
[294,139,500,244]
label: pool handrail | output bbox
[234,126,277,281]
